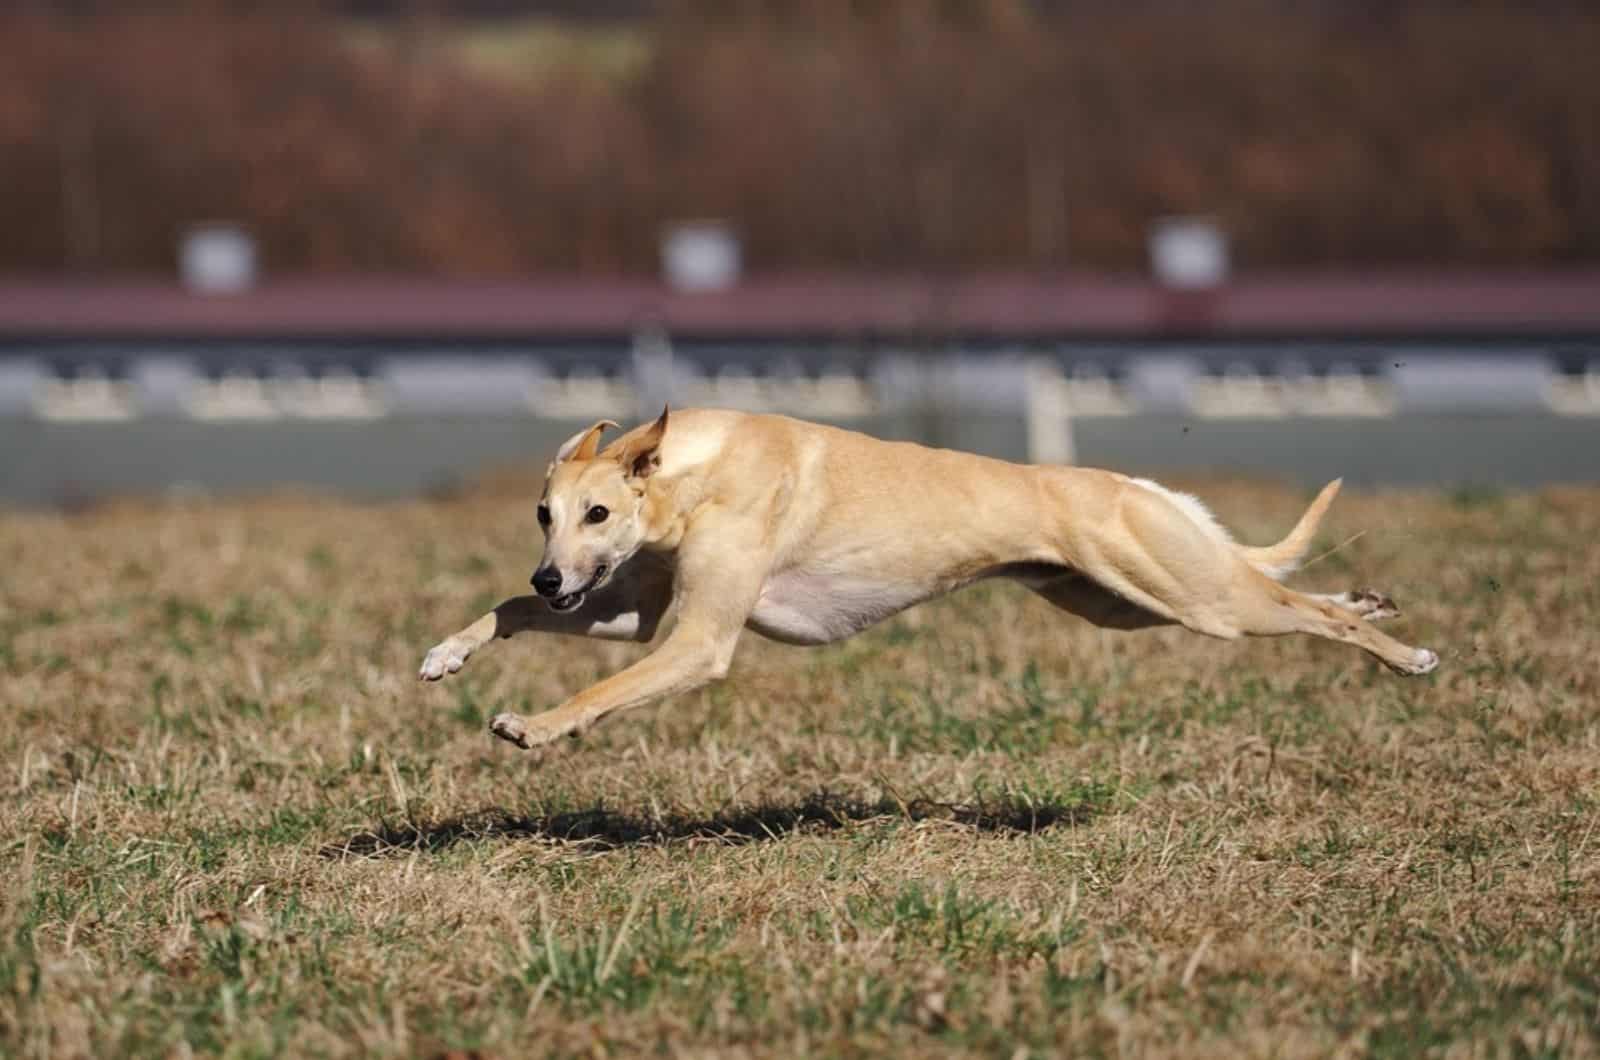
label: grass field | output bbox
[3,476,1598,1057]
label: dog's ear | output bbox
[616,406,669,479]
[555,419,619,463]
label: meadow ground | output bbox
[2,475,1597,1058]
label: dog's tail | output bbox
[1238,478,1341,581]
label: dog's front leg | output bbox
[487,512,768,749]
[486,620,740,749]
[418,564,671,681]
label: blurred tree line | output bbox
[2,0,1596,275]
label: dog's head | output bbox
[529,408,668,611]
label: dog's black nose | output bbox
[531,567,563,598]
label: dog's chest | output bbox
[747,569,935,646]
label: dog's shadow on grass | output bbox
[320,789,1101,860]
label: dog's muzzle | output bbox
[531,566,563,598]
[532,564,608,613]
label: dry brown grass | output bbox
[3,477,1598,1057]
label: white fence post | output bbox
[1026,358,1075,465]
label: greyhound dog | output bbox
[419,408,1436,750]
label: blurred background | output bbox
[2,0,1598,505]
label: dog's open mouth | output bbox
[548,564,608,612]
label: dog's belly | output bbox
[746,571,939,646]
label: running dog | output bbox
[419,408,1436,749]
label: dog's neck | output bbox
[637,474,697,554]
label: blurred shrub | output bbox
[1,0,1596,274]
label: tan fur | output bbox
[420,409,1437,749]
[1238,477,1342,579]
[553,419,618,464]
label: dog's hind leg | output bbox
[1077,557,1436,675]
[1029,574,1175,631]
[1305,588,1400,621]
[1052,481,1436,674]
[1217,575,1437,674]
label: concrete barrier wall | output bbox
[3,337,1598,505]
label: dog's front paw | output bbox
[418,638,472,681]
[489,712,532,748]
[489,710,583,750]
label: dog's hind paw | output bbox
[1343,588,1400,622]
[1390,647,1439,676]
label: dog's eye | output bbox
[585,505,609,525]
[537,504,550,527]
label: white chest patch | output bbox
[747,570,936,646]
